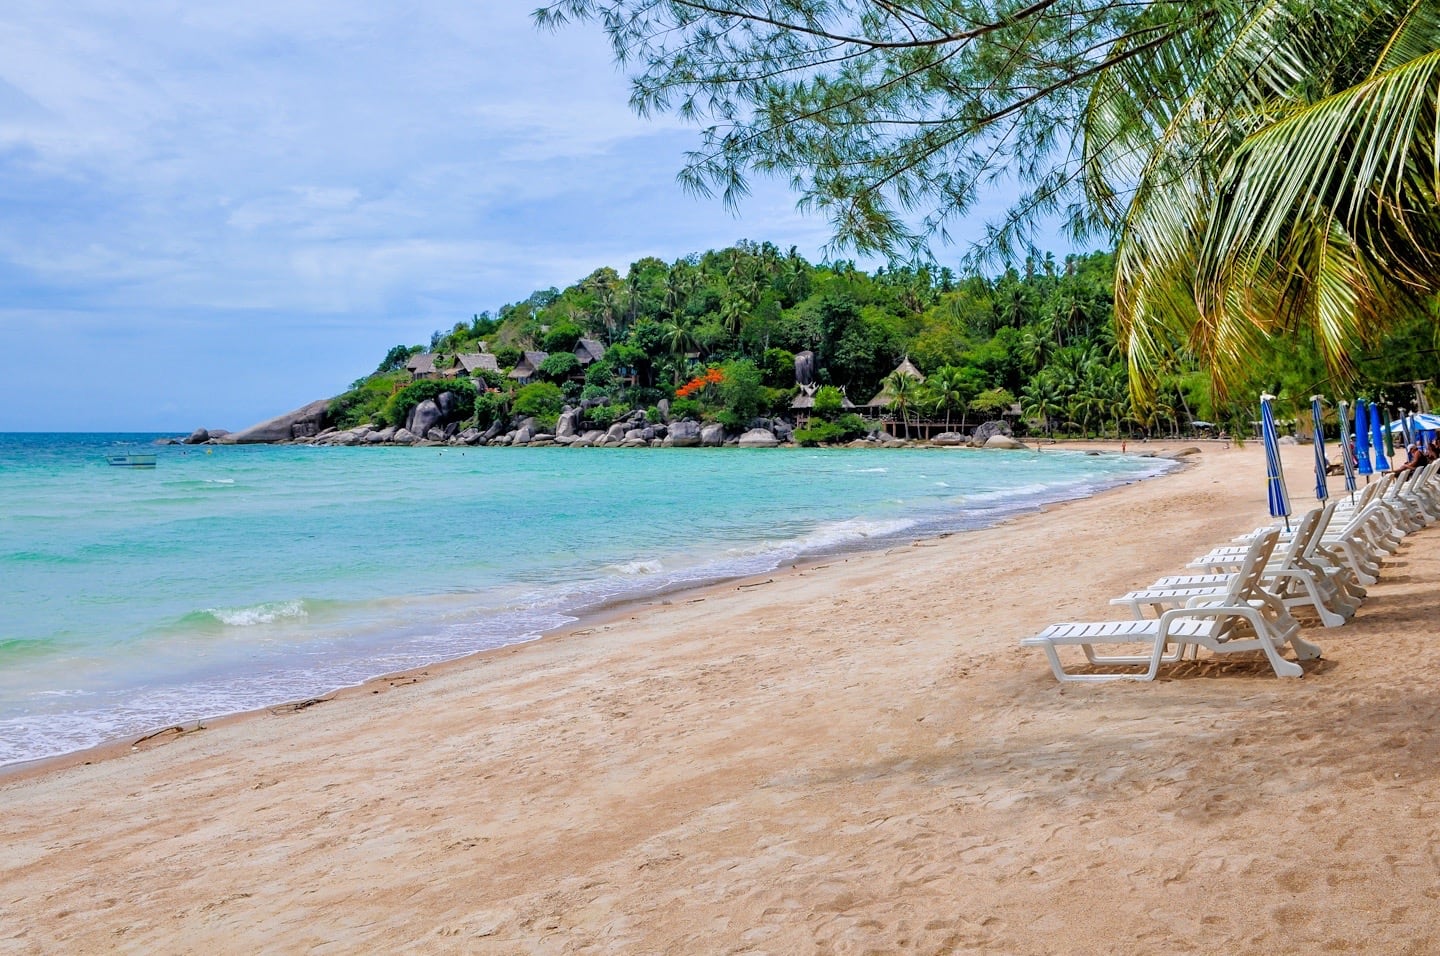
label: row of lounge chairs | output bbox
[1021,463,1440,681]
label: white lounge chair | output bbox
[1181,507,1357,628]
[1022,530,1321,682]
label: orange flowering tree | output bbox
[675,367,723,400]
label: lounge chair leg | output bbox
[1313,601,1351,628]
[1038,643,1153,682]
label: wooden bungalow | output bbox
[406,353,438,380]
[790,383,855,428]
[508,351,549,385]
[573,338,606,366]
[866,357,957,438]
[864,357,925,410]
[451,353,499,378]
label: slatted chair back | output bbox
[1209,529,1282,645]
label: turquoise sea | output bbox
[0,433,1171,767]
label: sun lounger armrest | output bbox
[1158,603,1263,633]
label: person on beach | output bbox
[1394,442,1424,474]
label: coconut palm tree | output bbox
[1022,374,1065,439]
[925,366,968,430]
[1018,319,1056,374]
[1082,0,1440,399]
[718,292,748,340]
[1093,364,1132,437]
[662,321,698,384]
[885,371,917,439]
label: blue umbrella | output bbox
[1371,402,1390,471]
[1311,396,1329,502]
[1389,411,1440,434]
[1337,399,1357,501]
[1354,399,1373,479]
[1261,393,1292,530]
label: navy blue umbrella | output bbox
[1261,394,1292,530]
[1355,399,1373,479]
[1337,399,1358,502]
[1371,402,1390,471]
[1311,396,1329,502]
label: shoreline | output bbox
[11,438,1436,952]
[0,441,1183,784]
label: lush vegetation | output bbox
[539,1,1440,407]
[329,241,1440,443]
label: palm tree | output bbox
[925,366,967,430]
[886,371,917,439]
[1018,319,1056,373]
[1082,0,1440,399]
[662,264,688,320]
[662,321,697,384]
[584,268,622,339]
[719,291,748,339]
[1021,374,1064,439]
[1093,365,1131,437]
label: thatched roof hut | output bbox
[508,351,549,382]
[791,383,856,415]
[574,339,606,365]
[865,357,925,407]
[454,353,499,375]
[406,353,437,379]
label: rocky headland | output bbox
[181,392,1042,451]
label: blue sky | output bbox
[0,2,1042,432]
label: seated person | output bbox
[1394,442,1425,473]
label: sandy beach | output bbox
[4,439,1439,954]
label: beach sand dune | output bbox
[4,441,1440,953]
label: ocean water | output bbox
[0,433,1171,767]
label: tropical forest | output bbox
[329,0,1440,444]
[329,242,1440,445]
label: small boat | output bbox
[107,454,157,468]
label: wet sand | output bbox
[3,440,1438,954]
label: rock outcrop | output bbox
[794,350,815,386]
[983,434,1028,449]
[663,420,702,447]
[738,428,780,448]
[969,420,1013,447]
[1159,446,1203,459]
[407,400,444,438]
[556,407,583,438]
[225,399,332,444]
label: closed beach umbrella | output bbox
[1354,399,1373,478]
[1311,396,1329,502]
[1261,393,1291,530]
[1337,399,1357,501]
[1371,402,1390,471]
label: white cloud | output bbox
[0,1,1020,431]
